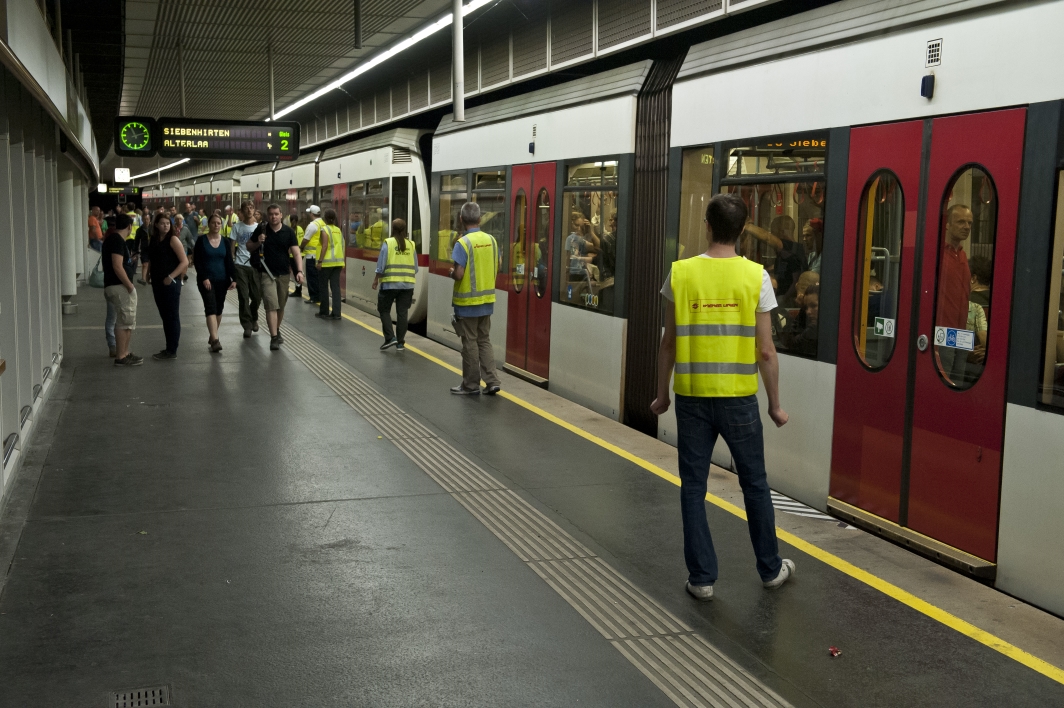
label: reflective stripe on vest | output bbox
[672,256,762,397]
[380,237,416,284]
[452,231,498,307]
[319,222,344,267]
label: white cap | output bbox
[306,205,321,215]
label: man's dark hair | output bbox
[969,255,993,285]
[323,208,338,225]
[704,193,747,245]
[266,203,282,214]
[113,213,132,231]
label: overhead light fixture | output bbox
[130,158,191,181]
[97,183,108,193]
[273,0,498,120]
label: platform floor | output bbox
[1,281,1062,707]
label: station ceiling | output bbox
[97,0,451,172]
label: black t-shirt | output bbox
[250,224,298,277]
[101,231,129,288]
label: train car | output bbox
[194,178,211,215]
[429,64,648,419]
[241,162,276,215]
[210,170,241,217]
[315,128,431,323]
[657,0,1064,616]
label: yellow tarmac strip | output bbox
[332,305,1064,685]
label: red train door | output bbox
[505,162,556,381]
[831,109,1026,564]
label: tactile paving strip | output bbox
[279,321,793,708]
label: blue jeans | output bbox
[675,393,781,585]
[104,299,117,349]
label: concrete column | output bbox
[75,176,86,281]
[59,165,76,314]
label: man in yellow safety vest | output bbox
[447,202,502,395]
[315,208,345,319]
[650,192,794,602]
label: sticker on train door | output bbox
[934,326,975,351]
[874,317,896,338]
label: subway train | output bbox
[141,0,1064,618]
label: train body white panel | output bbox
[212,179,235,195]
[997,403,1064,617]
[658,354,835,511]
[319,146,392,185]
[548,304,626,422]
[194,182,210,196]
[672,1,1064,147]
[274,163,316,190]
[244,173,273,191]
[434,96,638,172]
[179,185,194,197]
[345,258,377,313]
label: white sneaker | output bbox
[763,559,795,589]
[685,581,714,601]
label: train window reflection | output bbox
[567,161,619,187]
[933,165,996,390]
[475,170,505,190]
[410,177,423,253]
[720,176,826,358]
[474,172,508,278]
[728,138,827,177]
[1040,172,1064,409]
[347,182,364,248]
[357,178,388,250]
[677,147,713,261]
[436,173,467,263]
[511,190,528,293]
[534,188,550,299]
[560,183,618,315]
[853,171,904,370]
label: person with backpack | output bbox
[372,218,419,351]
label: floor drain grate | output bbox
[109,685,171,707]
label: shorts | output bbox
[104,285,137,329]
[199,279,229,317]
[259,272,291,312]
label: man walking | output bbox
[101,214,142,366]
[300,205,323,305]
[447,202,502,395]
[247,203,303,351]
[231,200,261,338]
[650,193,794,601]
[315,208,344,320]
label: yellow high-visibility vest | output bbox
[289,225,303,259]
[671,256,762,397]
[305,219,324,260]
[452,230,498,308]
[380,237,416,284]
[319,222,344,267]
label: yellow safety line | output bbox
[325,300,1064,685]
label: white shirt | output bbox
[660,255,778,313]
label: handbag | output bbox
[88,256,105,288]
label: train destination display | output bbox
[112,116,300,160]
[157,119,300,160]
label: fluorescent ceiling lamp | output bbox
[273,0,497,120]
[97,183,108,193]
[131,158,191,181]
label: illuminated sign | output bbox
[107,187,140,194]
[156,118,300,161]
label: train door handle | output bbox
[917,334,929,352]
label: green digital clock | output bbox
[113,116,157,157]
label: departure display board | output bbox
[156,118,300,161]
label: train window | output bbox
[677,147,714,261]
[933,165,996,391]
[392,176,410,236]
[410,176,423,253]
[727,138,827,177]
[534,188,550,299]
[1039,172,1064,409]
[475,170,505,190]
[347,183,364,247]
[720,172,826,359]
[473,172,508,277]
[560,161,619,314]
[359,179,389,249]
[436,173,468,263]
[511,190,528,293]
[852,171,904,370]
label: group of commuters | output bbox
[563,209,620,285]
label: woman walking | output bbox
[146,212,189,360]
[194,214,237,353]
[371,218,419,351]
